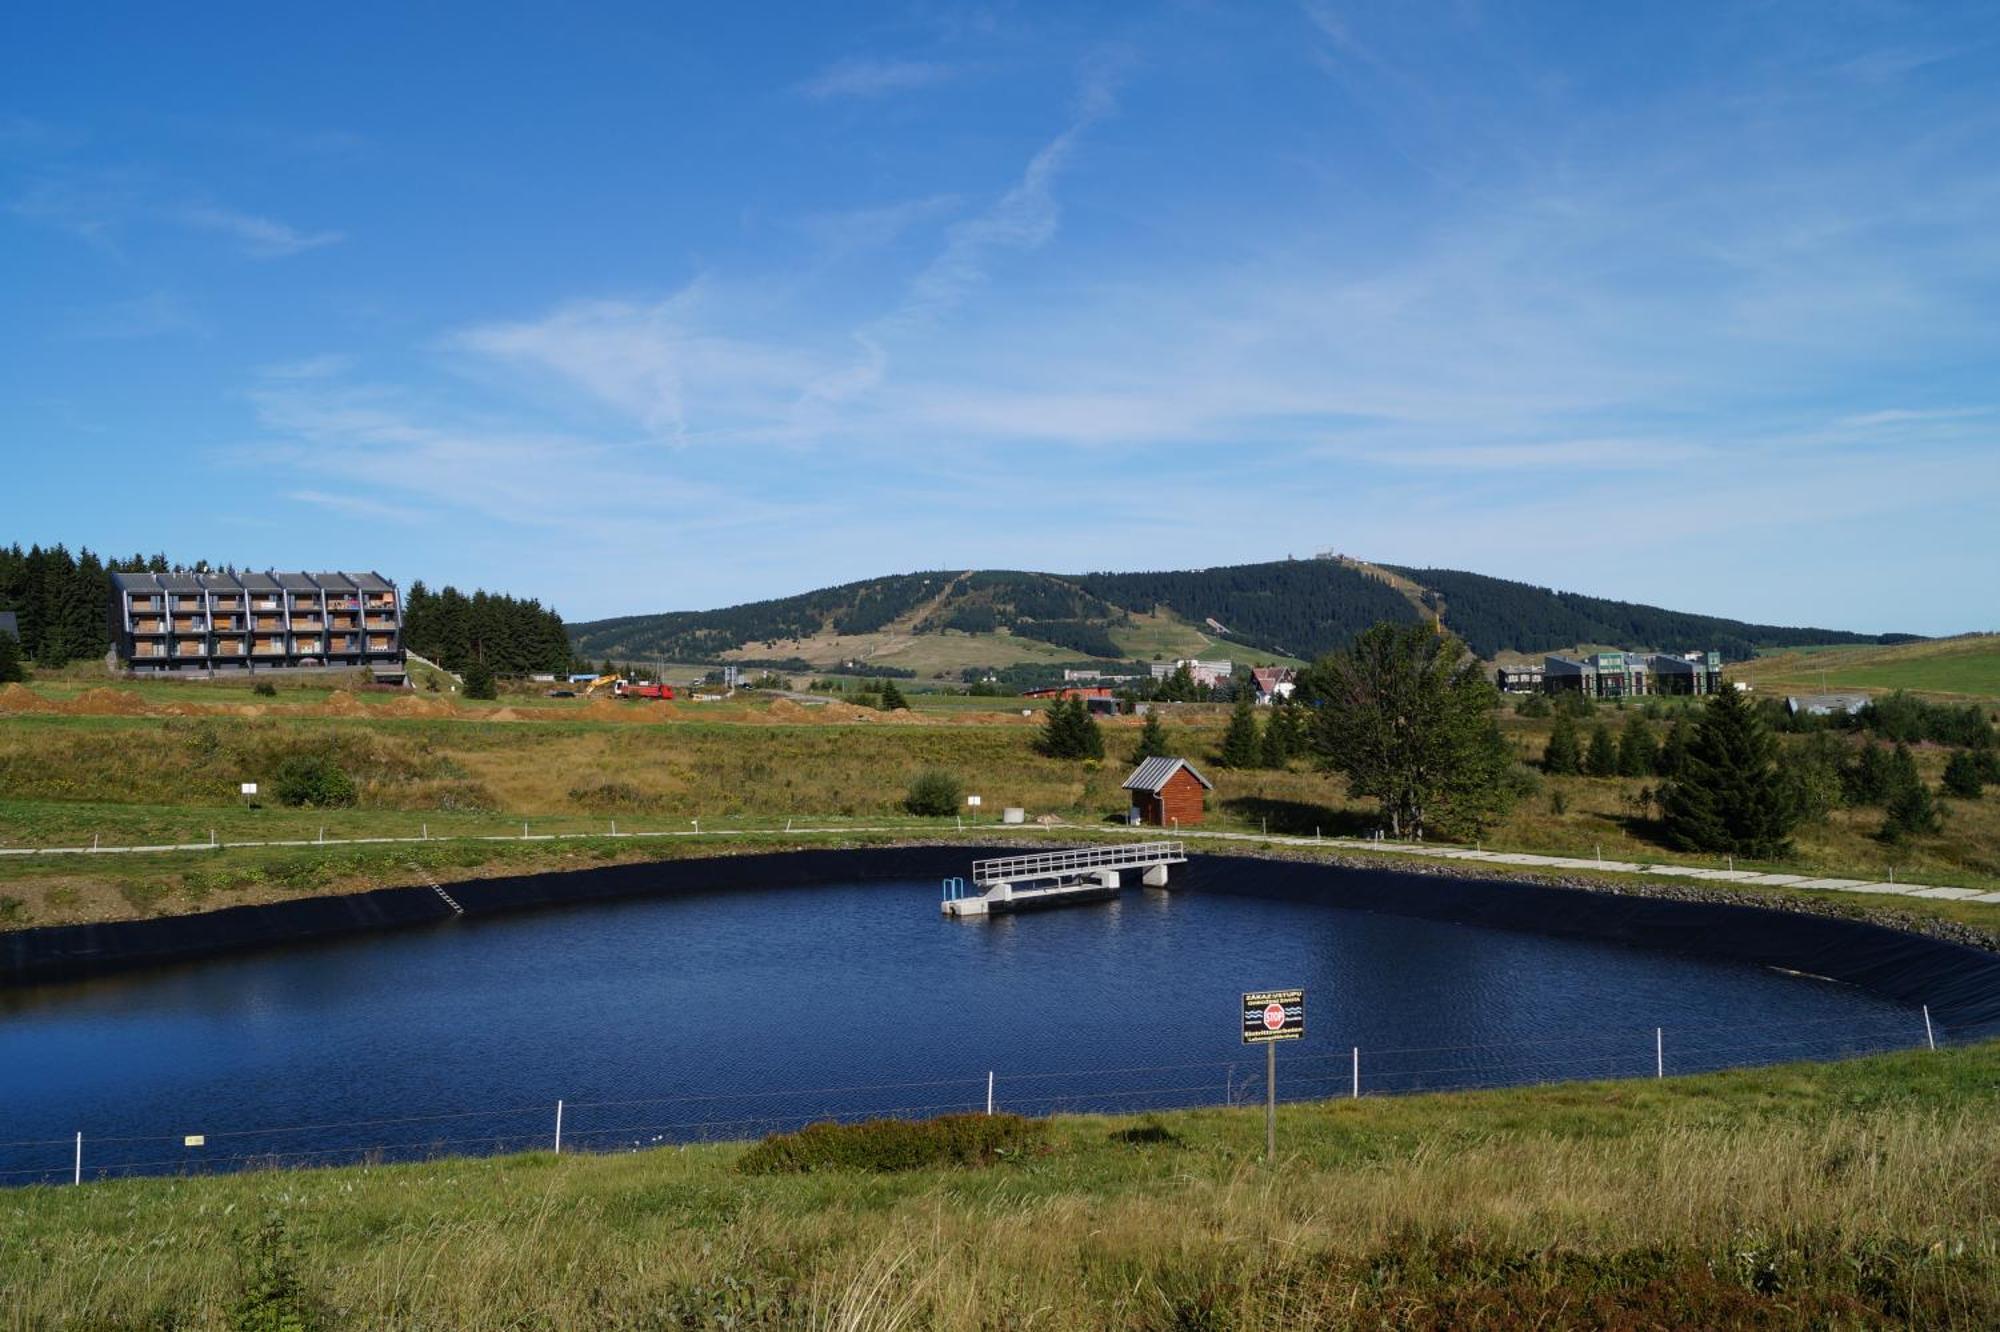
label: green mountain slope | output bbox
[567,559,1915,669]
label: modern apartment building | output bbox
[1540,649,1722,699]
[112,571,403,676]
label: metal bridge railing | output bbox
[972,841,1185,886]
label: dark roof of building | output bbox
[161,574,203,591]
[1122,756,1214,793]
[238,572,282,590]
[279,573,321,592]
[350,571,394,591]
[314,572,356,591]
[197,572,244,591]
[110,571,157,591]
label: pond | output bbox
[0,870,1933,1184]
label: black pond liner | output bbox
[6,844,1998,1038]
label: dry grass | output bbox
[5,1045,1997,1329]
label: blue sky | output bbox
[4,3,1996,633]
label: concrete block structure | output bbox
[112,570,403,677]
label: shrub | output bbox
[272,753,357,808]
[1942,749,1985,799]
[569,780,662,813]
[903,768,962,817]
[251,681,278,698]
[1513,693,1551,718]
[738,1113,1039,1175]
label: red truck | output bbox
[614,680,676,701]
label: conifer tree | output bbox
[1132,710,1170,762]
[1660,686,1800,857]
[1659,716,1692,779]
[1943,749,1985,799]
[1260,702,1301,768]
[1543,710,1582,775]
[877,679,909,711]
[1585,722,1619,777]
[1617,712,1659,777]
[461,657,497,700]
[1881,775,1943,842]
[0,628,22,684]
[1219,693,1262,768]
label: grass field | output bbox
[1731,635,2000,701]
[5,1043,1995,1329]
[3,672,1998,933]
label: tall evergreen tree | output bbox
[1617,713,1659,776]
[1219,693,1262,768]
[1585,722,1620,777]
[1659,716,1692,779]
[1303,620,1514,839]
[1880,775,1943,842]
[1260,702,1303,768]
[877,679,909,711]
[1543,711,1581,775]
[1038,696,1101,759]
[1943,749,1985,799]
[1660,687,1801,857]
[1132,710,1170,762]
[0,627,22,684]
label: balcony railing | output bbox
[132,621,167,635]
[214,641,246,656]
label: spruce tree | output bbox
[1077,696,1105,760]
[1543,711,1581,775]
[1660,687,1800,857]
[1219,693,1262,768]
[1133,710,1170,762]
[1617,713,1659,776]
[461,657,497,700]
[0,629,22,684]
[1260,702,1300,768]
[1943,749,1985,799]
[877,679,909,711]
[1659,716,1692,779]
[1585,722,1619,777]
[1881,777,1943,842]
[1845,738,1893,805]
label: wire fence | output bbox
[2,1006,1953,1188]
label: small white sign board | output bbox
[239,782,258,796]
[966,795,982,807]
[183,1134,205,1147]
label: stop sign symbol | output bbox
[1263,1002,1285,1031]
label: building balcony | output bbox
[214,640,246,656]
[172,620,206,633]
[172,598,204,612]
[249,598,282,611]
[366,638,396,653]
[292,618,325,631]
[364,616,397,629]
[174,643,206,658]
[252,642,285,657]
[131,621,167,635]
[132,644,168,659]
[127,597,163,611]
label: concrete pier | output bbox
[942,843,1184,917]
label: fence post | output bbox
[74,1132,82,1186]
[986,1071,994,1115]
[1352,1046,1360,1100]
[1923,1005,1936,1051]
[554,1100,564,1154]
[1265,1043,1277,1160]
[1655,1027,1664,1078]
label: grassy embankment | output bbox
[1,653,1997,933]
[1732,634,2000,702]
[4,1043,1996,1328]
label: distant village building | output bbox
[1540,650,1721,700]
[1248,666,1296,705]
[1122,757,1212,827]
[1494,663,1544,693]
[1148,658,1233,688]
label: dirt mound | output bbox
[63,688,151,716]
[319,690,368,717]
[380,694,457,719]
[0,683,56,713]
[486,707,523,722]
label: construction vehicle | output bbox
[616,680,676,701]
[581,674,622,696]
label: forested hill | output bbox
[568,558,1916,668]
[1387,567,1907,660]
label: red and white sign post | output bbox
[1241,988,1305,1161]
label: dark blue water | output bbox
[0,879,1930,1184]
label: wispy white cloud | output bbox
[798,58,955,99]
[175,204,343,258]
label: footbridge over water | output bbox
[943,841,1186,917]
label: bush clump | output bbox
[738,1113,1040,1175]
[272,753,357,808]
[903,767,962,817]
[251,681,277,697]
[569,780,663,813]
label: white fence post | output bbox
[1351,1046,1360,1099]
[1655,1027,1664,1078]
[554,1100,564,1154]
[73,1132,82,1186]
[986,1071,995,1115]
[1923,1005,1936,1051]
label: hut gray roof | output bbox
[1122,757,1214,793]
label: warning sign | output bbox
[1241,988,1304,1044]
